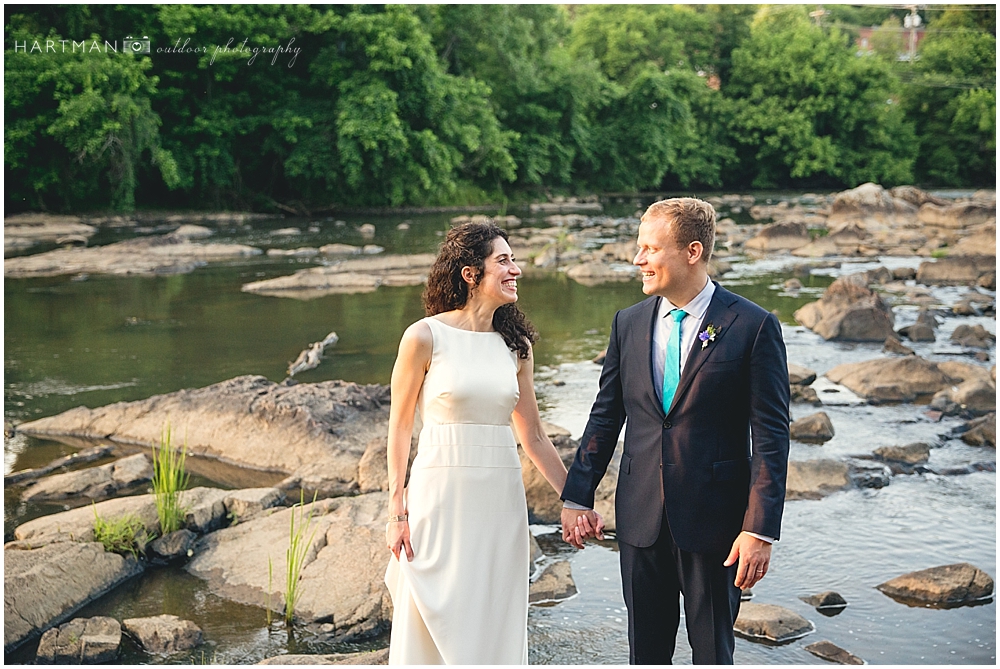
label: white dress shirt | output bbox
[566,278,775,545]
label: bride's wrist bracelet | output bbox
[387,514,408,522]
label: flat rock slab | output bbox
[186,492,392,637]
[242,254,436,299]
[787,460,851,500]
[917,256,995,286]
[733,602,814,643]
[4,542,142,652]
[877,563,994,607]
[14,486,280,545]
[790,412,835,442]
[22,453,152,502]
[4,229,260,278]
[805,640,865,665]
[35,616,121,664]
[874,443,930,465]
[17,375,390,492]
[258,648,389,664]
[826,356,958,403]
[123,614,203,654]
[529,560,577,604]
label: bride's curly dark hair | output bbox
[423,222,538,359]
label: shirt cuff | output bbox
[745,531,775,544]
[562,501,592,511]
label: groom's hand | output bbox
[724,532,772,589]
[561,508,605,549]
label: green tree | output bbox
[5,25,178,211]
[726,5,916,188]
[899,9,995,185]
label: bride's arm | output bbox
[385,321,432,561]
[510,345,569,497]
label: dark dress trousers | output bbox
[562,283,790,664]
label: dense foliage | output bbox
[4,5,995,212]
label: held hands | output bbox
[560,508,605,549]
[386,519,414,562]
[724,531,772,589]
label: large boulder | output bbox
[825,357,958,403]
[241,254,435,299]
[186,493,392,638]
[951,324,996,349]
[744,222,811,252]
[874,443,930,465]
[790,412,835,443]
[786,460,851,500]
[961,413,996,448]
[917,201,996,229]
[733,603,814,643]
[827,183,916,225]
[917,256,995,286]
[4,542,142,652]
[529,561,578,604]
[35,616,121,664]
[21,453,152,502]
[122,615,203,654]
[793,274,895,341]
[17,376,390,495]
[930,379,996,416]
[877,563,994,607]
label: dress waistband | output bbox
[413,423,520,469]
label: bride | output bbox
[383,221,600,664]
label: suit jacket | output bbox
[562,282,790,553]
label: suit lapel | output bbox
[665,284,740,417]
[640,297,663,415]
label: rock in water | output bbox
[805,640,864,665]
[961,413,996,447]
[35,616,121,664]
[793,274,895,342]
[883,337,915,356]
[917,256,995,287]
[825,356,958,403]
[790,385,822,406]
[787,363,817,386]
[122,614,203,654]
[21,453,152,502]
[733,602,814,643]
[874,443,931,465]
[258,648,390,664]
[149,529,197,562]
[786,460,851,500]
[4,542,142,652]
[800,591,848,610]
[951,324,996,349]
[877,563,994,607]
[529,561,577,603]
[790,412,835,442]
[931,379,996,416]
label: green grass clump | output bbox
[92,504,147,557]
[280,489,319,625]
[151,425,190,535]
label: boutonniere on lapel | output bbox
[698,324,720,349]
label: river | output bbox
[4,195,995,664]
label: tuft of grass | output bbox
[283,489,319,625]
[92,503,147,558]
[151,425,190,535]
[266,557,274,626]
[930,248,949,258]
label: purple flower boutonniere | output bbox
[699,324,719,349]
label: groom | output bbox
[560,197,790,664]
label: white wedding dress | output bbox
[385,317,529,664]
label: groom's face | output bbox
[634,215,691,298]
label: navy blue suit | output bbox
[562,283,790,663]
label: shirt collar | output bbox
[658,278,716,322]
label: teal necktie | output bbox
[662,308,687,414]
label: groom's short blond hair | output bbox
[642,198,716,263]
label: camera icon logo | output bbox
[124,36,151,55]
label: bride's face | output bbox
[466,237,521,305]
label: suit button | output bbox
[662,419,672,429]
